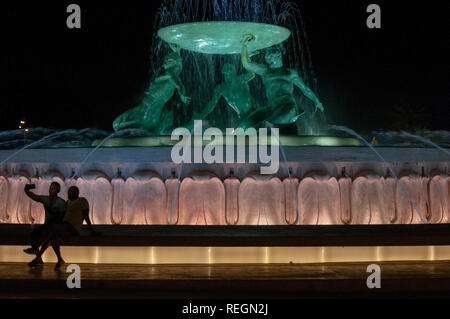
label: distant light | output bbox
[20,121,25,124]
[25,129,29,132]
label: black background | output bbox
[2,0,449,132]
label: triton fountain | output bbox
[0,0,448,230]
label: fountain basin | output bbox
[158,22,291,54]
[0,146,448,226]
[91,136,364,147]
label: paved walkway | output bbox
[1,261,450,298]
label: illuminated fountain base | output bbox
[0,146,448,225]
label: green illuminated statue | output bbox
[238,34,324,129]
[190,63,255,125]
[113,22,324,134]
[113,46,190,133]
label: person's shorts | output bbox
[50,222,79,242]
[30,224,53,243]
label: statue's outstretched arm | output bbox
[170,73,191,105]
[113,119,140,131]
[154,74,171,83]
[169,43,181,53]
[293,73,324,112]
[241,35,267,76]
[199,87,223,119]
[244,71,255,82]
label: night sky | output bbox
[2,0,448,133]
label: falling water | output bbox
[329,125,427,224]
[169,127,194,225]
[400,131,450,157]
[267,122,301,224]
[0,130,68,167]
[169,158,184,225]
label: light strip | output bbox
[1,246,450,264]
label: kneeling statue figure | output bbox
[113,47,190,133]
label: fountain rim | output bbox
[157,21,292,55]
[88,135,364,148]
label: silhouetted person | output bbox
[24,182,66,265]
[28,186,99,270]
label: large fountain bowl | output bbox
[157,21,291,54]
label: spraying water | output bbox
[63,129,148,192]
[329,125,427,224]
[0,130,68,167]
[400,131,450,157]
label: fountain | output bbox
[0,0,448,228]
[111,0,324,134]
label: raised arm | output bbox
[241,34,268,76]
[24,184,43,203]
[199,86,223,119]
[292,73,324,112]
[170,73,191,105]
[244,71,255,82]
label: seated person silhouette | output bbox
[239,34,324,129]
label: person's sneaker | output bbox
[23,247,35,255]
[54,260,65,270]
[28,259,40,268]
